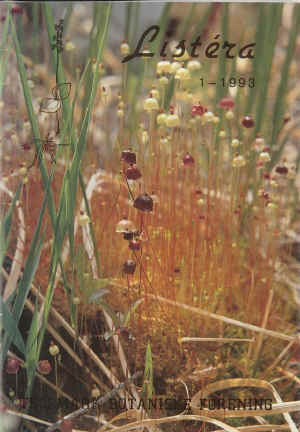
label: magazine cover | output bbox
[1,1,300,431]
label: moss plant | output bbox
[1,2,300,430]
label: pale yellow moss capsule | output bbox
[120,42,130,56]
[231,139,240,148]
[19,167,27,176]
[255,137,265,146]
[166,114,180,127]
[232,155,246,168]
[258,152,271,163]
[65,41,75,51]
[49,344,60,356]
[185,92,193,103]
[156,60,171,74]
[170,62,181,74]
[79,213,90,226]
[151,88,160,100]
[204,112,214,122]
[225,110,234,120]
[159,137,168,145]
[157,113,167,125]
[28,80,35,89]
[73,297,80,305]
[187,60,201,71]
[258,189,264,197]
[175,67,190,81]
[91,386,101,399]
[236,57,251,73]
[143,97,159,111]
[158,76,168,85]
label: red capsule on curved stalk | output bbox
[6,358,21,374]
[121,150,136,164]
[242,116,254,128]
[219,97,235,110]
[134,193,153,212]
[183,153,195,166]
[126,164,142,180]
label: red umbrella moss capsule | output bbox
[191,103,207,116]
[134,193,153,212]
[219,97,235,110]
[129,239,141,251]
[126,164,142,180]
[37,360,52,375]
[11,4,23,15]
[275,166,288,175]
[123,260,136,275]
[6,358,21,374]
[183,153,195,165]
[242,116,254,128]
[121,150,136,164]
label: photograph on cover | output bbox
[1,2,300,431]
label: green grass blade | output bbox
[0,182,22,268]
[191,4,215,41]
[2,225,45,362]
[0,10,10,60]
[36,193,67,361]
[35,3,112,364]
[125,3,133,43]
[32,3,40,64]
[0,41,11,98]
[131,3,140,46]
[68,3,111,215]
[43,3,104,276]
[215,4,228,109]
[10,15,56,223]
[164,76,175,111]
[2,168,53,361]
[246,4,265,114]
[150,4,171,68]
[142,342,154,409]
[270,5,300,146]
[1,298,26,356]
[123,298,144,327]
[178,4,196,40]
[62,2,73,34]
[25,295,40,401]
[253,4,283,136]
